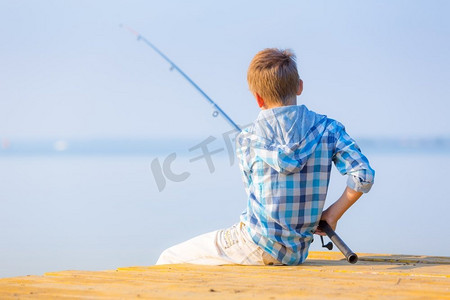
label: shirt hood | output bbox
[237,105,328,174]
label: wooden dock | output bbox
[0,252,449,299]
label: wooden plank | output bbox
[0,252,448,299]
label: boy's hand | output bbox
[314,209,337,236]
[314,186,362,236]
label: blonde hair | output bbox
[247,48,300,106]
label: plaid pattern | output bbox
[236,105,374,265]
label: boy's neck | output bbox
[262,98,297,110]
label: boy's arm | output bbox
[315,187,362,235]
[316,122,375,235]
[333,122,375,194]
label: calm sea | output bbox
[0,139,449,278]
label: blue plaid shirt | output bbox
[236,105,374,265]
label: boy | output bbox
[156,48,374,266]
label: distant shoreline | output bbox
[1,137,450,156]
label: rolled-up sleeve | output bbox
[332,124,375,193]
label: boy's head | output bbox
[247,48,302,109]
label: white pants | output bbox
[156,222,282,265]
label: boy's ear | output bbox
[297,79,304,96]
[255,93,265,108]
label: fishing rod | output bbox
[123,26,360,264]
[318,220,358,264]
[121,24,241,132]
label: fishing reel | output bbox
[320,235,333,250]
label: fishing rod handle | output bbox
[318,220,358,264]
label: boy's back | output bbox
[237,104,374,265]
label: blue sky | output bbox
[1,0,449,139]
